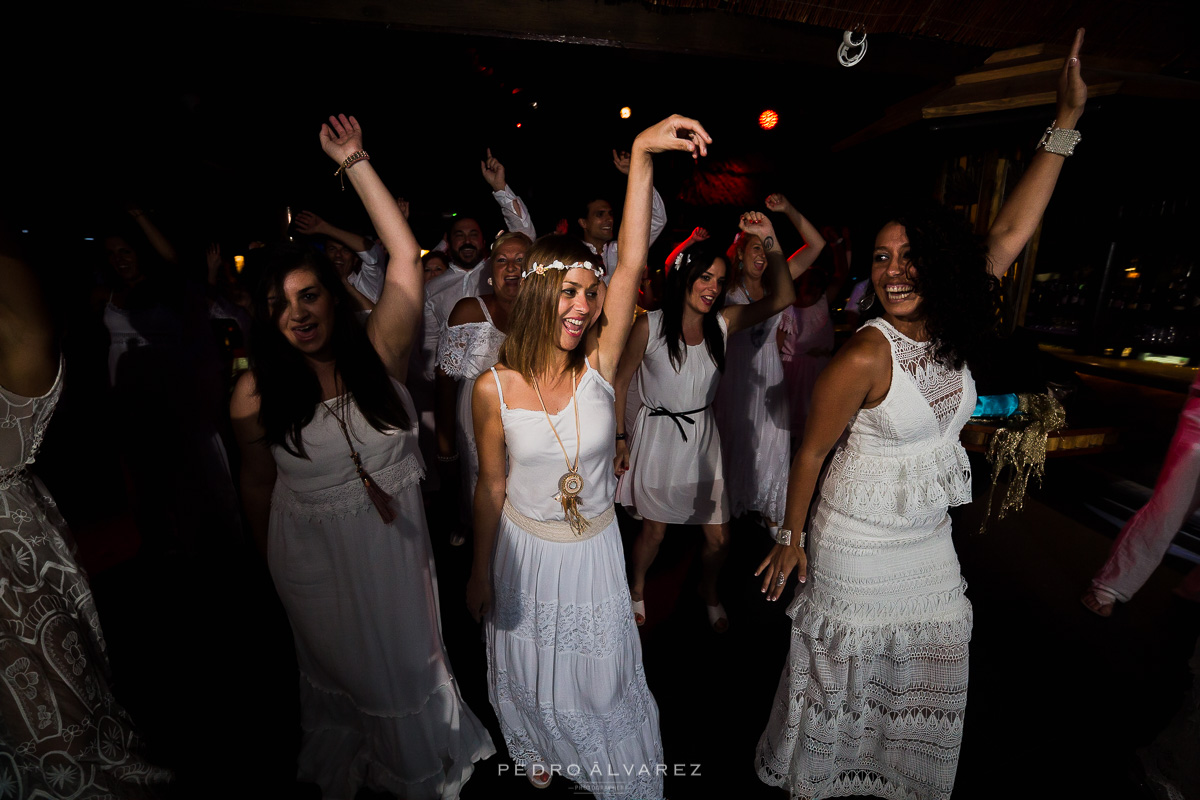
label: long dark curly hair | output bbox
[249,243,410,458]
[662,241,727,373]
[885,205,1000,371]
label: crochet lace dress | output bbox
[756,319,976,800]
[1,360,172,797]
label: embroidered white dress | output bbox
[1,360,172,797]
[438,297,507,522]
[756,319,976,800]
[269,381,495,800]
[486,362,664,800]
[714,285,791,522]
[617,309,729,524]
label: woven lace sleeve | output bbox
[438,324,478,379]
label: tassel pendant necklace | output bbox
[532,369,587,536]
[327,394,397,524]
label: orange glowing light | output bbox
[620,106,632,119]
[233,255,245,273]
[759,109,779,130]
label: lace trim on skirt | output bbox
[272,454,424,521]
[821,441,971,519]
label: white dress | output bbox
[779,297,834,436]
[1,360,172,797]
[486,361,664,800]
[438,297,507,522]
[714,285,791,522]
[616,309,729,524]
[755,319,976,800]
[269,381,495,800]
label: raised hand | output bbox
[480,148,506,192]
[205,242,223,281]
[689,226,710,243]
[739,211,778,248]
[613,149,632,176]
[319,114,364,164]
[294,210,327,236]
[765,193,793,214]
[1057,28,1087,126]
[396,197,410,220]
[633,115,712,160]
[554,218,569,235]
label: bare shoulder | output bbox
[823,325,891,384]
[448,295,487,327]
[230,370,262,419]
[472,363,506,404]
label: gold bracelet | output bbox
[334,150,370,190]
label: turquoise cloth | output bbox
[971,393,1020,419]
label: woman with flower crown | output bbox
[466,115,711,798]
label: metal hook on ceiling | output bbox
[838,28,868,66]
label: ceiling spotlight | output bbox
[758,109,779,130]
[620,107,632,119]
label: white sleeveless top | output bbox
[820,318,976,520]
[491,360,617,522]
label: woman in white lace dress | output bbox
[231,115,494,799]
[436,232,530,543]
[467,115,711,798]
[614,230,794,632]
[1,234,171,796]
[755,34,1088,799]
[714,193,824,536]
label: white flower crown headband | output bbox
[520,259,605,279]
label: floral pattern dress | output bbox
[1,360,171,798]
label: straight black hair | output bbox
[661,241,727,373]
[249,243,410,458]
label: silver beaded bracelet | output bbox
[1037,122,1082,157]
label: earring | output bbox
[488,277,494,286]
[859,291,875,311]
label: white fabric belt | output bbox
[503,498,613,543]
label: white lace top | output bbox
[437,297,506,381]
[820,319,976,519]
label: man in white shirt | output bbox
[421,149,536,379]
[294,210,386,303]
[578,149,668,279]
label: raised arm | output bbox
[319,114,424,379]
[722,212,796,335]
[755,329,890,600]
[765,193,826,278]
[482,148,537,239]
[613,314,650,477]
[592,115,711,381]
[985,28,1087,279]
[0,229,56,396]
[128,207,178,264]
[663,227,711,272]
[293,209,372,254]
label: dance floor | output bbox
[89,455,1198,799]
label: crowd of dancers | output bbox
[0,31,1103,800]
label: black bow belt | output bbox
[648,405,708,442]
